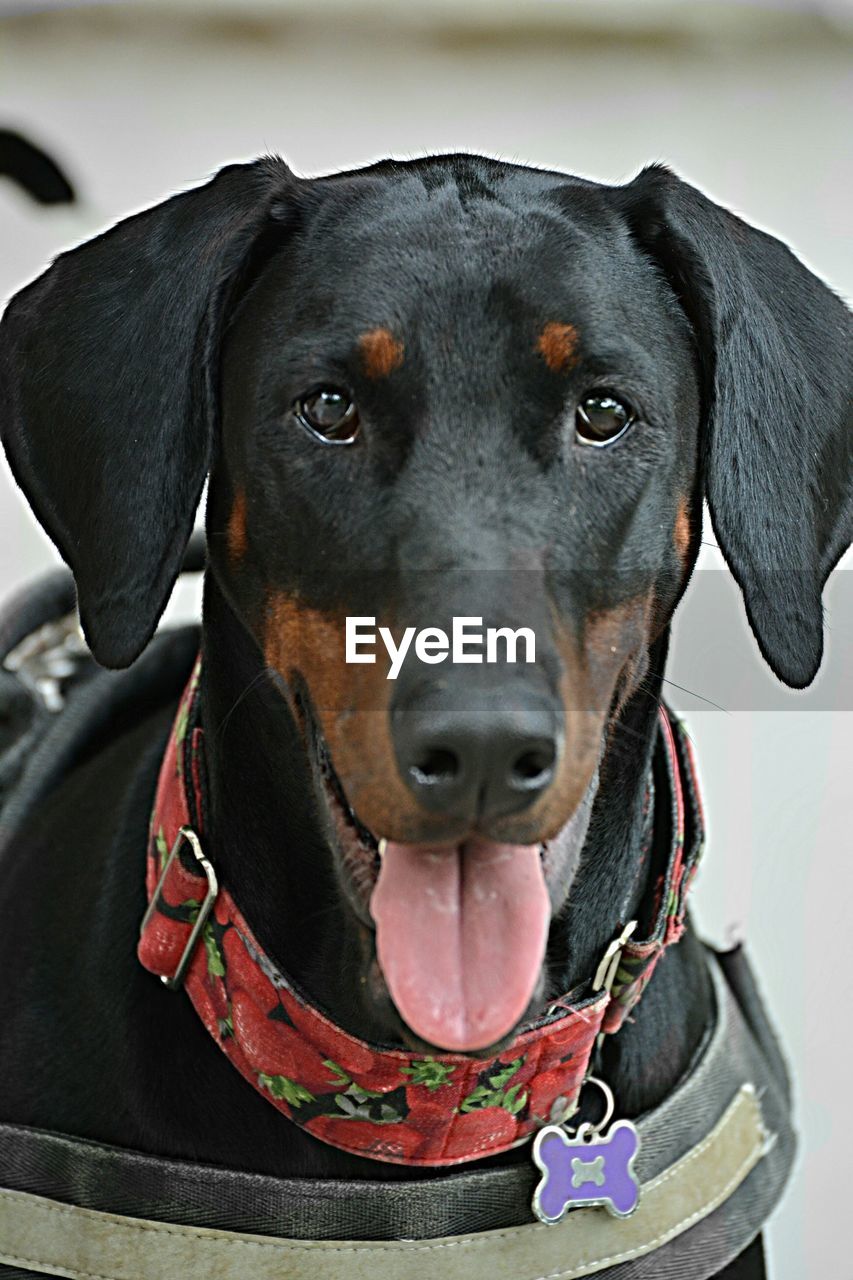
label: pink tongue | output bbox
[370,839,550,1052]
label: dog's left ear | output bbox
[0,156,296,668]
[615,165,852,688]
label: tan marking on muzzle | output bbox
[479,597,651,846]
[509,595,656,841]
[263,592,451,843]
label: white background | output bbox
[1,4,850,1275]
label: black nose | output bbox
[392,689,561,823]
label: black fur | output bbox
[0,129,75,205]
[615,164,853,687]
[0,158,292,668]
[0,153,850,1280]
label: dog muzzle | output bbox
[137,655,703,1169]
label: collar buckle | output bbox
[593,920,638,1052]
[593,920,638,996]
[140,825,218,990]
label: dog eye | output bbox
[295,389,360,444]
[575,393,636,447]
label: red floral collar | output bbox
[138,657,703,1167]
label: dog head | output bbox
[2,154,849,1051]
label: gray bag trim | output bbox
[0,1084,767,1280]
[0,948,796,1280]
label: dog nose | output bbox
[392,692,560,822]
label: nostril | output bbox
[510,743,556,791]
[409,747,460,788]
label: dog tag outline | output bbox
[531,1119,641,1224]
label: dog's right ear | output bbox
[0,156,296,668]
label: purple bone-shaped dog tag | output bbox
[532,1120,640,1224]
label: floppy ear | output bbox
[0,156,295,668]
[615,164,852,688]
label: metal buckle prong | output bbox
[592,919,638,1053]
[593,919,638,996]
[140,825,218,990]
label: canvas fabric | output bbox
[0,948,796,1280]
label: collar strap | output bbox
[138,657,703,1167]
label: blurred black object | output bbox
[0,128,75,204]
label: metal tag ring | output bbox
[570,1076,615,1137]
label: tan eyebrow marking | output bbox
[227,489,248,562]
[359,327,404,379]
[536,322,580,373]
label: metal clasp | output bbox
[593,919,638,996]
[140,825,218,990]
[3,609,88,713]
[592,919,638,1053]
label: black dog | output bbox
[0,153,849,1280]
